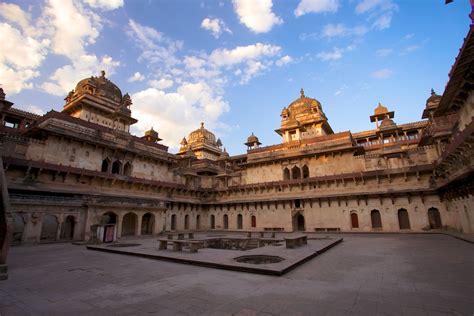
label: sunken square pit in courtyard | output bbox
[87,232,343,276]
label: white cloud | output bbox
[26,105,45,116]
[44,0,101,59]
[375,48,393,57]
[41,54,120,96]
[294,0,339,17]
[127,19,183,67]
[201,17,232,38]
[0,3,36,36]
[210,43,281,66]
[0,22,49,94]
[334,84,348,96]
[371,68,393,79]
[233,0,282,33]
[372,13,392,30]
[128,72,145,82]
[321,23,368,38]
[82,0,124,10]
[149,78,173,89]
[317,47,344,61]
[355,0,396,14]
[131,82,229,149]
[276,55,293,66]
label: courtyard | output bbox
[1,233,473,315]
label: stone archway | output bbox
[40,215,58,241]
[371,210,382,229]
[122,212,137,236]
[171,214,177,230]
[210,215,215,229]
[60,215,75,240]
[350,212,359,228]
[196,215,201,230]
[398,209,411,229]
[293,213,305,231]
[428,208,442,229]
[237,214,243,229]
[141,213,154,235]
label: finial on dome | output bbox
[0,87,5,101]
[100,70,106,78]
[300,88,305,98]
[431,88,435,95]
[200,122,204,129]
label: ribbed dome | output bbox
[247,133,259,144]
[426,89,441,105]
[75,71,122,104]
[188,122,217,145]
[379,117,397,130]
[286,88,321,117]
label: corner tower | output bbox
[62,71,138,132]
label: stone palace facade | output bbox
[1,26,473,245]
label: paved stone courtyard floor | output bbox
[1,233,473,315]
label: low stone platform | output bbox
[87,234,343,276]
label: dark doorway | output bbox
[184,215,189,230]
[112,160,121,174]
[223,214,229,229]
[428,208,442,229]
[141,213,154,235]
[171,214,177,230]
[196,215,201,230]
[122,212,137,236]
[283,168,290,180]
[60,215,75,240]
[371,210,382,229]
[40,215,58,241]
[398,209,411,229]
[351,212,359,228]
[12,213,26,244]
[251,215,256,228]
[291,166,301,179]
[294,213,305,231]
[210,215,215,229]
[302,165,309,178]
[237,214,243,229]
[101,159,110,172]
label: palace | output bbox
[1,26,473,246]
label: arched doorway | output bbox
[40,215,58,241]
[60,215,75,240]
[101,158,110,172]
[251,215,256,228]
[302,165,309,178]
[398,209,411,229]
[196,215,201,230]
[123,162,132,176]
[237,214,243,229]
[210,215,215,229]
[184,215,189,230]
[371,210,382,229]
[223,214,229,229]
[122,212,137,236]
[112,160,121,174]
[291,166,301,179]
[171,214,177,230]
[141,213,154,235]
[102,212,117,224]
[428,208,442,229]
[350,212,359,228]
[293,213,305,231]
[12,213,26,244]
[283,168,290,180]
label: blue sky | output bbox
[0,0,471,155]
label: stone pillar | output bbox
[136,213,142,236]
[56,219,63,241]
[0,153,12,280]
[116,215,123,239]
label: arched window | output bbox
[302,165,309,179]
[101,158,110,172]
[371,210,382,229]
[196,215,201,230]
[171,214,177,230]
[112,160,121,174]
[251,215,256,228]
[398,209,410,229]
[210,215,215,229]
[350,212,359,228]
[237,214,243,229]
[428,208,442,229]
[223,214,229,229]
[123,162,132,176]
[283,167,290,180]
[184,214,189,230]
[291,166,301,179]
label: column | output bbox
[136,213,142,236]
[116,215,123,239]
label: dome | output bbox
[286,88,322,117]
[379,117,397,130]
[247,133,259,144]
[426,89,441,105]
[188,122,217,145]
[374,103,389,116]
[74,70,122,103]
